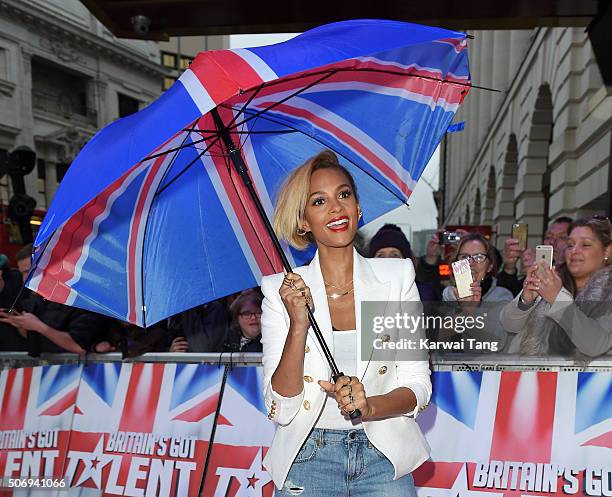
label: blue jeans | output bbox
[276,428,418,497]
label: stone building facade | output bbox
[439,28,611,247]
[0,0,165,216]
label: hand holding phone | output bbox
[452,259,473,298]
[512,223,528,251]
[535,245,554,275]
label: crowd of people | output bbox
[0,213,610,359]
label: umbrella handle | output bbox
[332,372,362,420]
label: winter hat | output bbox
[368,224,413,259]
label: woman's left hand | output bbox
[319,376,372,419]
[535,262,563,304]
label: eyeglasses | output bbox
[239,311,262,319]
[457,253,488,264]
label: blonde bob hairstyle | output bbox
[273,150,359,250]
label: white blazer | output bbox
[260,249,432,489]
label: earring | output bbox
[358,208,363,220]
[604,256,610,264]
[297,227,307,236]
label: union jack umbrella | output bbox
[27,19,471,328]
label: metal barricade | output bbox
[1,351,610,372]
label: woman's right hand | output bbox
[521,265,540,304]
[279,273,313,334]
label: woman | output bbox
[501,217,612,356]
[223,289,263,352]
[369,224,437,302]
[442,234,513,349]
[260,150,431,496]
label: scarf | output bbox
[518,265,612,356]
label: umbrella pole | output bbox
[210,109,361,419]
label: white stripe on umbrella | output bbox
[230,48,279,82]
[179,69,217,113]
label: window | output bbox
[0,47,7,80]
[162,52,177,68]
[31,58,93,123]
[56,163,69,183]
[163,77,176,91]
[118,93,139,118]
[179,57,193,70]
[37,158,46,180]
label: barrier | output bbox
[0,354,610,496]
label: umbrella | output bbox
[26,19,470,329]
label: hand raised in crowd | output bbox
[318,375,372,419]
[169,336,189,353]
[521,262,562,304]
[521,248,536,271]
[0,310,45,333]
[279,272,313,334]
[453,280,482,303]
[0,309,27,337]
[502,238,523,273]
[94,341,117,353]
[425,232,442,263]
[521,265,540,304]
[533,262,562,304]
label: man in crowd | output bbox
[0,244,108,355]
[497,216,573,296]
[167,298,230,353]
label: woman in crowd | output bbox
[223,289,263,352]
[501,216,612,356]
[369,224,437,302]
[260,150,431,496]
[442,234,513,349]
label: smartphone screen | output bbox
[452,259,473,298]
[535,245,553,270]
[512,223,528,250]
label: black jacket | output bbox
[21,294,108,355]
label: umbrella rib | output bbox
[154,136,222,197]
[224,82,265,130]
[225,66,482,112]
[227,70,337,131]
[141,134,216,162]
[184,129,297,135]
[225,106,408,205]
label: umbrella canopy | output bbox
[27,19,470,326]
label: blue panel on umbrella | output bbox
[143,142,259,324]
[68,167,150,321]
[248,19,466,78]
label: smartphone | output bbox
[512,223,528,250]
[452,259,473,298]
[535,245,553,271]
[440,231,461,245]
